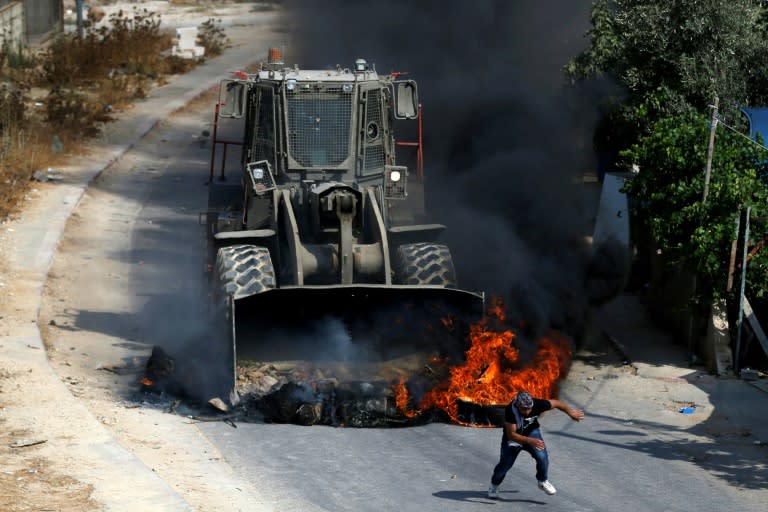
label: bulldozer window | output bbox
[219,80,246,118]
[287,92,352,167]
[394,81,418,120]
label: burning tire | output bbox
[215,244,275,300]
[394,242,457,288]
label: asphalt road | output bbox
[198,412,749,512]
[38,85,767,512]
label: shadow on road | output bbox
[432,489,545,505]
[553,407,768,491]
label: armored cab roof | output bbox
[252,50,384,84]
[256,67,381,83]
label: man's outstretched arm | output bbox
[549,399,585,421]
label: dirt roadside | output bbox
[0,2,284,510]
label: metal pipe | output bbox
[417,103,424,180]
[75,0,85,38]
[221,144,229,181]
[735,206,751,374]
[726,210,741,292]
[209,103,220,183]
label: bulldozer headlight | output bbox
[343,83,353,93]
[384,165,407,200]
[286,79,297,91]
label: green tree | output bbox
[566,0,768,152]
[621,111,768,302]
[566,0,768,315]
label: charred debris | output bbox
[139,345,507,428]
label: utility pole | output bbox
[726,210,741,292]
[690,96,719,361]
[702,96,719,203]
[75,0,85,38]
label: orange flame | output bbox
[141,377,154,387]
[393,297,572,424]
[393,379,417,418]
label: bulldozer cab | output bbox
[216,69,418,181]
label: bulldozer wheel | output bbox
[215,245,275,300]
[394,242,457,287]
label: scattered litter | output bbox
[208,397,230,413]
[679,406,696,414]
[740,368,759,381]
[96,363,125,374]
[51,135,64,154]
[9,439,47,448]
[32,168,63,183]
[753,440,763,446]
[165,399,182,414]
[107,67,126,79]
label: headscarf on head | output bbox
[513,391,534,409]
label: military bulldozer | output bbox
[204,48,484,394]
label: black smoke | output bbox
[286,0,627,340]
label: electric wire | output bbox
[715,115,768,152]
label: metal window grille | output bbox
[364,89,385,171]
[287,91,352,167]
[364,145,384,171]
[253,88,275,164]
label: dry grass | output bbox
[0,8,225,221]
[0,456,99,512]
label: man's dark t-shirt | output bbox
[502,398,552,443]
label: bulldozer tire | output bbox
[394,242,457,288]
[215,245,275,301]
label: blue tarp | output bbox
[740,107,768,142]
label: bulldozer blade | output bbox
[224,285,484,394]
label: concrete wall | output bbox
[0,0,63,47]
[25,0,63,43]
[0,1,25,48]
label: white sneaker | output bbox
[538,480,557,495]
[487,485,499,499]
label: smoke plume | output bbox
[287,0,622,339]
